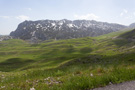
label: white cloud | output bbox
[120,9,128,16]
[74,13,99,20]
[123,9,128,13]
[120,13,124,16]
[16,15,30,21]
[0,16,10,19]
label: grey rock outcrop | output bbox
[0,35,12,41]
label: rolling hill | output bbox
[118,29,135,40]
[0,29,135,90]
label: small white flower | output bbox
[57,77,60,80]
[36,80,39,83]
[1,75,4,77]
[26,80,29,83]
[30,87,35,90]
[90,73,93,77]
[1,86,5,88]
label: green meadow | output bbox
[1,29,135,90]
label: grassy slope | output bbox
[0,29,135,90]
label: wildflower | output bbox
[90,73,93,77]
[1,86,5,88]
[1,75,4,77]
[26,80,29,83]
[44,77,51,81]
[10,84,14,87]
[30,87,35,90]
[57,77,60,80]
[36,80,39,83]
[1,75,5,79]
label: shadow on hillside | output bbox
[25,52,135,79]
[112,39,132,47]
[22,50,135,73]
[58,51,135,69]
[118,29,135,39]
[3,49,135,73]
[0,58,35,72]
[25,51,135,72]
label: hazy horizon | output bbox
[0,0,135,35]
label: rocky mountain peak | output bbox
[10,19,127,41]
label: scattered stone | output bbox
[44,77,62,85]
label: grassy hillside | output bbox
[118,29,135,39]
[1,29,135,90]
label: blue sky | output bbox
[0,0,135,35]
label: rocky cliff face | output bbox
[10,19,127,41]
[0,35,12,41]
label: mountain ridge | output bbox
[10,19,127,41]
[129,23,135,28]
